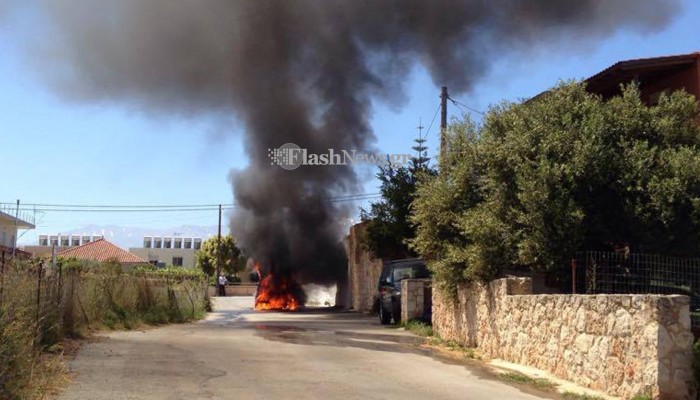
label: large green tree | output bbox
[411,82,700,293]
[195,235,244,276]
[361,158,436,259]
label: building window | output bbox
[164,239,172,249]
[194,239,202,250]
[61,238,69,247]
[154,238,162,248]
[172,257,183,267]
[39,237,48,246]
[144,239,152,248]
[174,239,182,249]
[50,239,58,246]
[72,238,80,246]
[184,239,192,249]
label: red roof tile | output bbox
[58,239,146,264]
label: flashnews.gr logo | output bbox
[268,143,304,171]
[268,143,411,171]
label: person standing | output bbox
[218,274,227,296]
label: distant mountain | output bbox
[24,224,220,249]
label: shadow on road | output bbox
[254,324,428,355]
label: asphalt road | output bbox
[58,297,550,400]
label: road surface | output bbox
[58,297,551,400]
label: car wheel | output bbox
[391,302,401,325]
[379,304,391,325]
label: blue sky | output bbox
[1,2,699,244]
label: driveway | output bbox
[58,297,551,400]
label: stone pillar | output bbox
[401,278,431,323]
[345,222,384,312]
[656,295,695,400]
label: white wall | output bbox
[0,222,15,248]
[129,247,198,268]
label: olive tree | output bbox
[411,82,700,294]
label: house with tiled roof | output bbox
[58,238,147,267]
[530,51,700,124]
[586,51,700,112]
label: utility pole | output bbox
[216,204,222,296]
[12,199,19,259]
[440,86,448,164]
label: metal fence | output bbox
[568,251,700,328]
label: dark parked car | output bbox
[376,258,430,325]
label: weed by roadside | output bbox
[394,319,481,361]
[499,371,556,391]
[561,391,606,400]
[629,395,652,400]
[400,319,433,337]
[427,336,480,360]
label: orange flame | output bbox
[254,262,301,311]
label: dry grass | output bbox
[0,258,207,399]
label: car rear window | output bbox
[391,263,429,282]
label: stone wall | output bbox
[345,222,383,312]
[432,278,695,399]
[208,284,258,297]
[401,278,431,322]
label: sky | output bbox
[1,2,699,245]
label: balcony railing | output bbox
[0,203,36,226]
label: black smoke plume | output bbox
[9,0,682,286]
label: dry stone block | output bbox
[431,277,695,399]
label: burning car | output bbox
[253,261,305,311]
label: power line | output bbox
[422,102,442,140]
[7,203,233,209]
[32,213,223,228]
[447,96,485,116]
[2,193,382,213]
[4,193,380,207]
[328,193,381,202]
[330,196,381,203]
[11,207,235,213]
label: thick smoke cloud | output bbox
[15,0,681,284]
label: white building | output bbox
[129,236,202,268]
[24,234,104,257]
[38,234,104,247]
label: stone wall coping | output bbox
[493,278,691,304]
[505,293,690,301]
